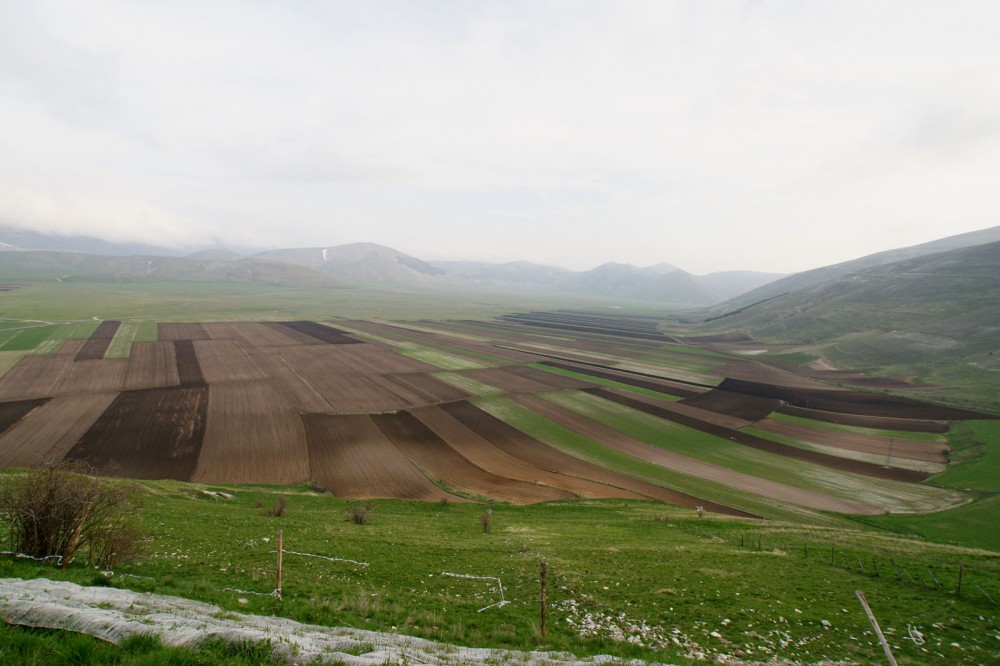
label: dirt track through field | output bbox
[303,413,455,501]
[0,394,118,467]
[514,394,878,515]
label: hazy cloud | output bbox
[1,1,998,273]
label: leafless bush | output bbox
[309,481,327,494]
[346,503,372,525]
[0,461,144,568]
[260,496,288,517]
[480,508,493,534]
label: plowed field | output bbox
[193,381,308,485]
[0,393,118,467]
[0,355,76,401]
[123,342,180,390]
[303,413,454,501]
[56,359,126,396]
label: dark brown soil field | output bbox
[0,398,47,437]
[371,411,575,504]
[74,320,121,361]
[173,340,206,387]
[719,378,996,421]
[277,321,361,344]
[123,341,180,390]
[590,388,929,482]
[302,413,455,501]
[680,389,783,421]
[0,393,118,467]
[65,387,208,480]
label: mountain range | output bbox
[0,231,783,306]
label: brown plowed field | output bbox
[158,323,211,341]
[411,405,656,500]
[382,373,470,405]
[262,322,330,346]
[591,388,928,482]
[278,346,409,413]
[74,320,121,361]
[0,398,48,437]
[680,389,783,421]
[278,321,361,345]
[123,342,180,390]
[66,387,207,480]
[302,413,455,501]
[457,367,560,394]
[778,405,949,433]
[0,355,76,401]
[513,394,878,515]
[503,365,597,391]
[56,339,87,356]
[712,360,834,388]
[605,389,753,430]
[0,393,118,467]
[371,411,575,504]
[719,378,996,421]
[56,359,126,396]
[439,401,750,515]
[244,351,333,413]
[174,340,205,387]
[192,340,267,384]
[202,322,311,347]
[756,419,950,464]
[192,381,308,485]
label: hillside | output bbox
[684,240,1000,412]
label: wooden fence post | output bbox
[856,590,898,666]
[276,529,284,599]
[540,561,547,637]
[956,563,964,596]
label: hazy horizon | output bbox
[2,1,998,274]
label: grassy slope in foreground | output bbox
[1,477,998,666]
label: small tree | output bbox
[0,461,145,569]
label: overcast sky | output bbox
[2,1,998,274]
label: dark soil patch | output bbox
[74,320,121,361]
[275,321,362,345]
[173,340,205,387]
[680,390,783,421]
[778,405,950,433]
[65,386,208,480]
[0,398,49,437]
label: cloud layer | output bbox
[2,1,998,273]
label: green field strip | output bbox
[30,321,101,355]
[529,362,683,402]
[0,329,18,346]
[0,325,57,351]
[770,411,947,441]
[544,390,965,514]
[472,395,846,524]
[433,371,506,397]
[612,360,716,385]
[339,322,497,369]
[106,320,142,358]
[399,348,489,370]
[135,319,159,342]
[743,426,946,475]
[861,494,1000,552]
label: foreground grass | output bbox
[1,481,996,665]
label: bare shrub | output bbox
[346,503,372,525]
[309,481,327,494]
[260,496,288,518]
[480,508,493,534]
[0,461,144,568]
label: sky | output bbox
[1,1,999,275]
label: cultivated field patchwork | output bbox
[0,315,995,519]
